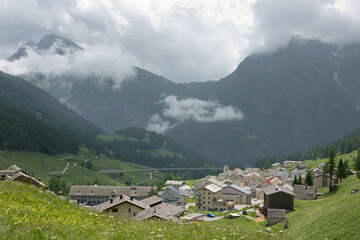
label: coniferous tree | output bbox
[293,175,298,186]
[305,171,314,186]
[327,146,336,191]
[297,176,303,185]
[264,159,271,169]
[336,158,347,182]
[312,149,317,161]
[344,160,351,177]
[354,149,360,171]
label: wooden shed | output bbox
[263,185,294,211]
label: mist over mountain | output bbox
[6,35,360,167]
[7,34,83,62]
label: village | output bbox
[66,160,340,225]
[0,158,337,226]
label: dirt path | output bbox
[253,215,265,222]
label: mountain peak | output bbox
[7,34,83,61]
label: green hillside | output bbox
[97,128,213,174]
[0,102,78,154]
[0,181,283,240]
[284,175,360,239]
[0,71,102,145]
[0,148,163,187]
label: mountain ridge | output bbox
[6,35,360,167]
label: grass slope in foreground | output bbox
[0,181,286,240]
[284,175,360,239]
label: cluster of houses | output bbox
[0,161,334,224]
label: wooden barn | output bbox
[263,185,294,211]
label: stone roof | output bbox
[7,165,22,171]
[224,184,251,195]
[263,185,295,196]
[165,180,185,186]
[0,165,46,188]
[205,183,222,193]
[97,195,150,211]
[267,209,286,219]
[135,202,185,221]
[293,184,317,195]
[141,196,163,206]
[69,185,153,197]
[312,168,323,178]
[283,184,294,192]
[158,186,186,198]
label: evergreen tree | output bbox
[293,175,298,186]
[297,176,303,185]
[344,160,351,177]
[336,158,347,182]
[145,187,157,198]
[305,171,314,186]
[326,146,336,191]
[48,176,68,195]
[354,149,360,171]
[312,149,317,161]
[264,159,271,169]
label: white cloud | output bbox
[1,0,360,83]
[146,95,244,133]
[0,42,136,87]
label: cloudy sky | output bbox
[1,0,360,83]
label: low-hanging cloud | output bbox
[0,42,136,87]
[1,1,360,83]
[147,95,244,133]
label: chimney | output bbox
[110,198,113,204]
[130,196,134,201]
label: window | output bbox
[208,197,210,200]
[208,201,210,204]
[128,208,131,212]
[133,212,136,217]
[203,201,205,204]
[203,207,205,210]
[111,208,118,212]
[208,192,210,195]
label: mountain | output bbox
[7,34,83,61]
[9,35,360,167]
[97,127,210,170]
[0,71,102,147]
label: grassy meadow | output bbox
[0,148,163,186]
[0,181,286,240]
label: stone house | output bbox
[164,180,186,190]
[194,176,228,192]
[221,184,251,205]
[97,194,150,218]
[69,185,153,206]
[140,195,163,208]
[264,185,294,211]
[0,165,46,189]
[195,183,234,211]
[135,203,185,221]
[270,177,283,186]
[312,168,331,189]
[158,186,186,206]
[293,184,317,200]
